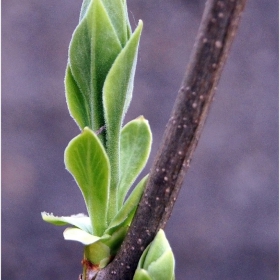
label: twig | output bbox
[95,0,247,279]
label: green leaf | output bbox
[63,227,101,245]
[106,175,148,236]
[41,212,92,234]
[103,20,143,221]
[118,116,152,207]
[66,0,122,136]
[64,127,110,236]
[65,66,89,129]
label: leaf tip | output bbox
[136,115,148,123]
[41,211,52,219]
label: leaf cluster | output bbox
[42,0,175,278]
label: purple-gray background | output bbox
[2,0,278,279]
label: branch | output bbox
[95,0,247,279]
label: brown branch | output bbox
[94,0,247,279]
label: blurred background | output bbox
[2,0,278,279]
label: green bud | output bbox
[134,230,175,280]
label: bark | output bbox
[93,0,247,279]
